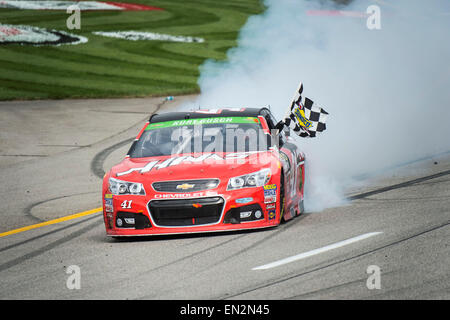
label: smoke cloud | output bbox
[182,0,450,211]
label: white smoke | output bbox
[182,0,450,212]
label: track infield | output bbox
[0,0,264,100]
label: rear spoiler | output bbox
[149,113,158,123]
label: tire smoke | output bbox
[184,0,450,211]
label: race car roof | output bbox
[149,108,268,123]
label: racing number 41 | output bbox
[121,200,132,209]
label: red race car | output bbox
[102,108,305,237]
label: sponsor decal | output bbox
[154,191,218,199]
[145,117,259,131]
[293,107,312,129]
[0,1,163,11]
[106,212,114,228]
[236,197,253,204]
[268,210,276,220]
[176,183,195,190]
[93,31,204,43]
[264,195,277,204]
[266,203,276,210]
[105,204,113,213]
[263,184,277,197]
[0,24,88,46]
[104,194,113,212]
[117,152,257,176]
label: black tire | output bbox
[298,199,304,216]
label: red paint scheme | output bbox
[102,112,305,237]
[99,2,164,11]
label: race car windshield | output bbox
[129,117,270,158]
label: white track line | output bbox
[252,232,383,270]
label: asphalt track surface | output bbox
[0,97,449,300]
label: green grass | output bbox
[0,0,264,100]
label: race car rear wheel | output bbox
[298,199,304,216]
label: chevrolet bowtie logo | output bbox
[176,183,195,190]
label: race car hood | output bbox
[109,151,278,182]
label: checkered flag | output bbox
[277,82,329,138]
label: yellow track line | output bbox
[0,207,102,238]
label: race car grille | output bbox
[152,179,219,193]
[148,197,224,227]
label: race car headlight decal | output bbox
[227,168,271,190]
[109,177,145,195]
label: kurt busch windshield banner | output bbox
[145,117,260,131]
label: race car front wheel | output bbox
[279,171,286,222]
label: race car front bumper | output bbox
[103,189,280,237]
